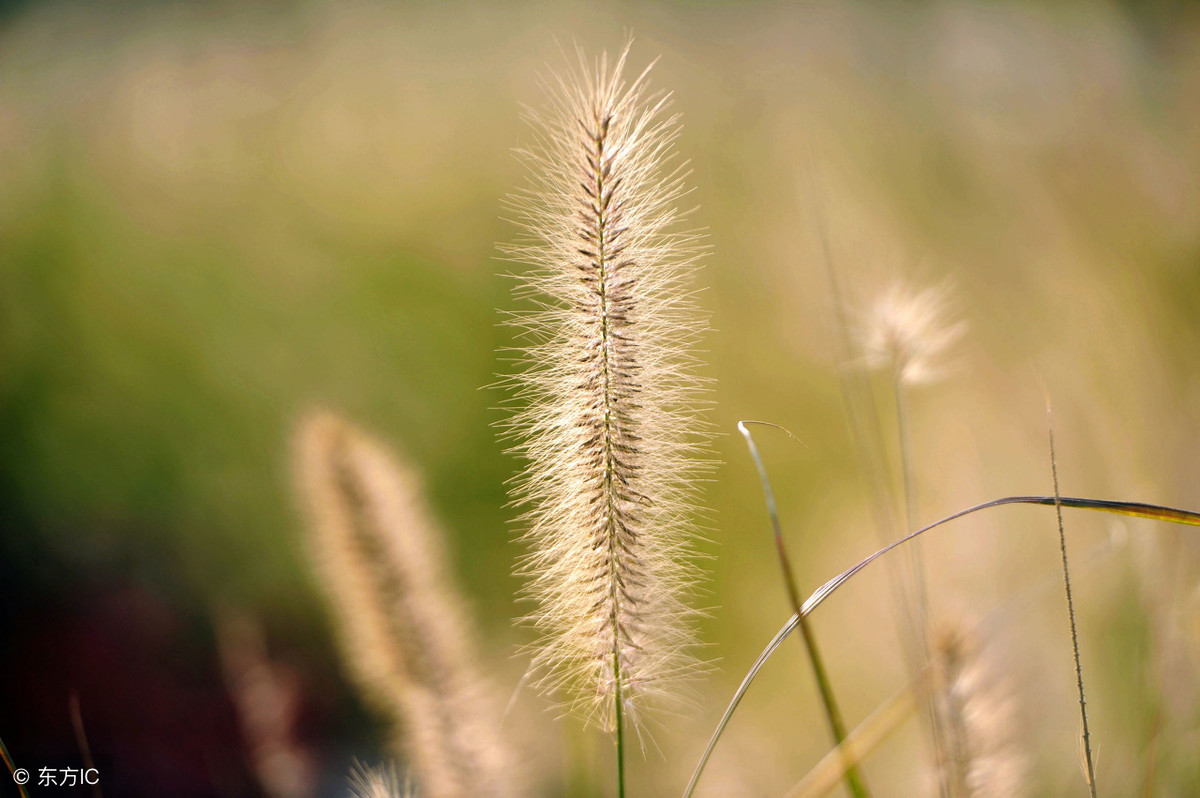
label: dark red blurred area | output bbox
[4,584,256,796]
[0,510,373,798]
[0,519,265,797]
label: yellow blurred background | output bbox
[2,1,1200,796]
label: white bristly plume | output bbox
[860,281,966,385]
[932,624,1028,798]
[296,412,520,798]
[501,44,710,732]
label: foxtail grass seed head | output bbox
[932,623,1027,798]
[348,764,408,798]
[295,412,519,798]
[859,281,966,385]
[214,609,316,798]
[500,45,710,732]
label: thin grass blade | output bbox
[683,494,1200,797]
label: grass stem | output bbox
[739,421,871,798]
[891,375,949,797]
[892,375,927,636]
[614,645,626,798]
[1046,408,1098,798]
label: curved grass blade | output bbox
[683,494,1200,797]
[787,530,1117,798]
[682,609,795,798]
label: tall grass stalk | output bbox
[810,186,915,656]
[738,421,870,798]
[860,280,967,637]
[501,43,710,793]
[808,183,946,784]
[1045,408,1097,797]
[860,279,967,792]
[890,372,951,797]
[892,375,922,615]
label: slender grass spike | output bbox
[294,412,519,798]
[500,43,710,756]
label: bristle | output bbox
[295,412,519,798]
[500,44,710,731]
[859,281,966,385]
[348,764,408,798]
[932,623,1027,798]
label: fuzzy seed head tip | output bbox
[859,281,967,385]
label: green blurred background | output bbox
[2,1,1200,796]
